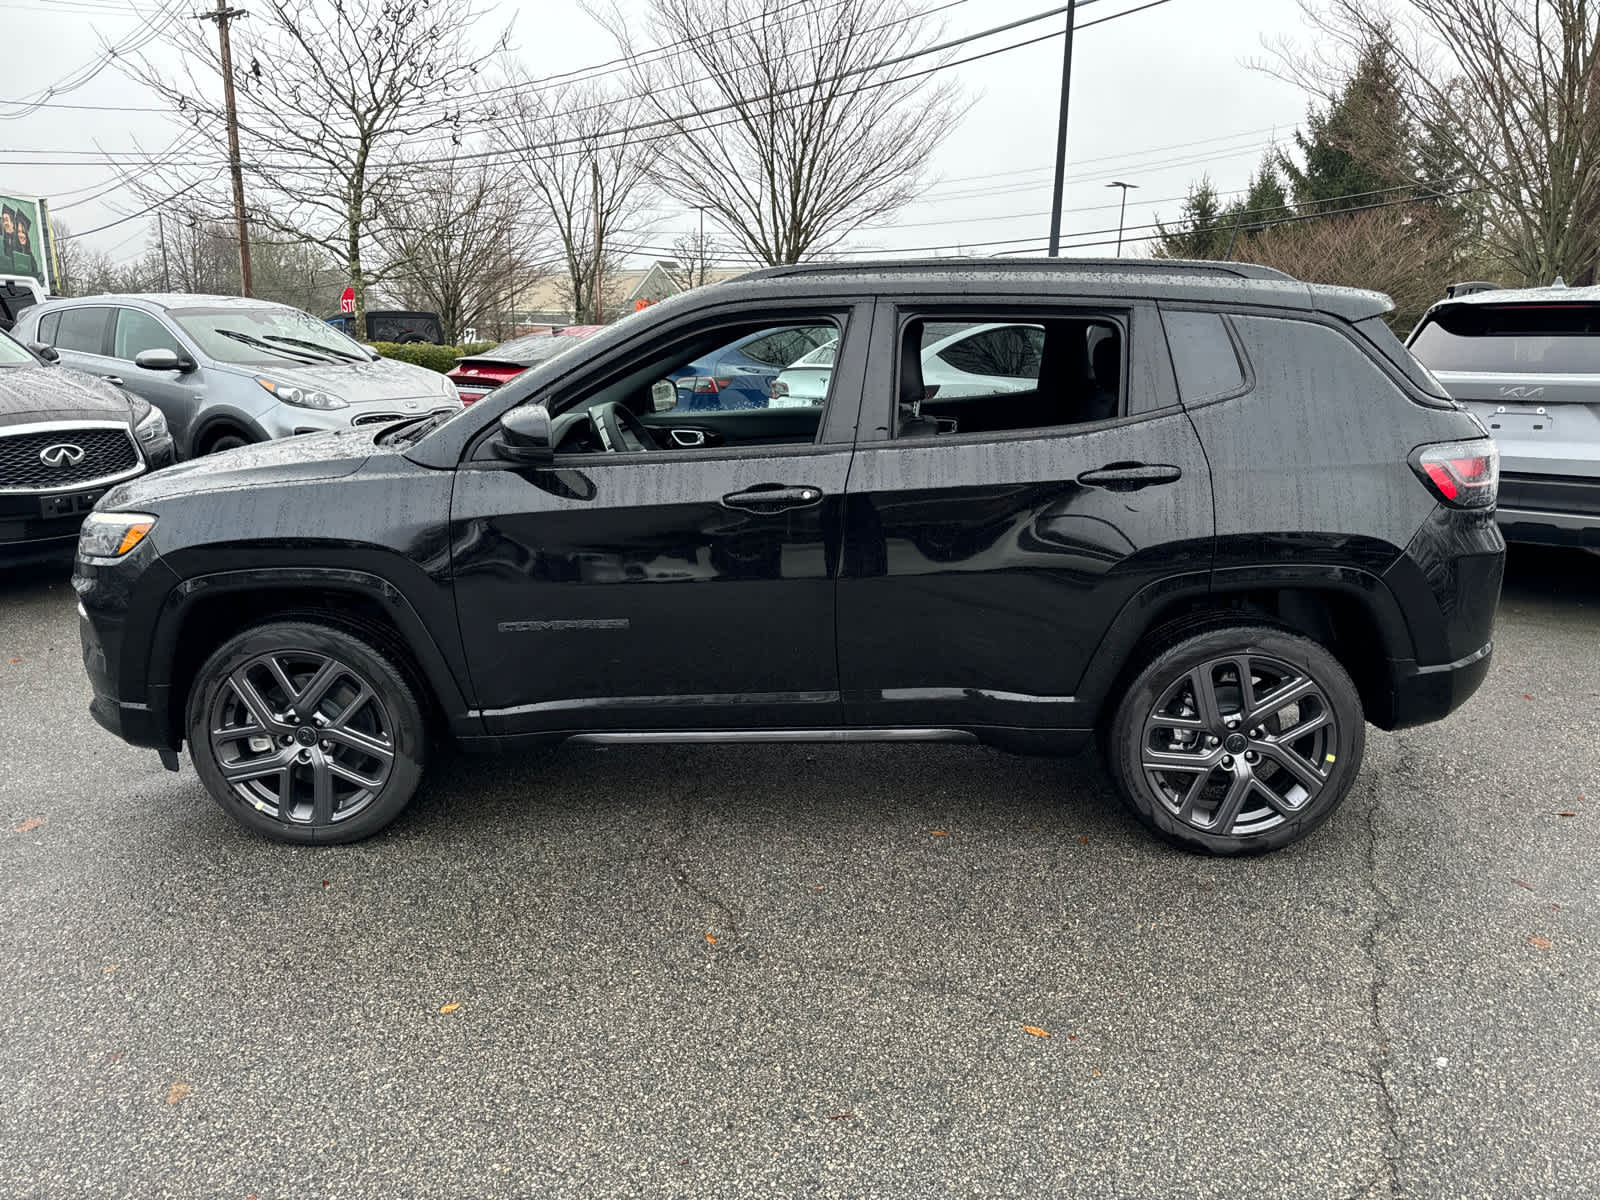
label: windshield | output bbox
[0,330,36,366]
[1410,302,1600,374]
[483,334,587,365]
[171,305,371,366]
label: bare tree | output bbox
[494,78,653,324]
[378,158,548,342]
[1234,204,1462,329]
[45,220,94,297]
[1273,2,1600,284]
[598,0,964,265]
[665,227,723,292]
[128,0,506,324]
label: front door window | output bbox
[542,319,849,456]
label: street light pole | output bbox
[1107,181,1138,257]
[1046,0,1076,257]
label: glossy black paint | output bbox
[838,299,1212,730]
[74,259,1503,760]
[447,300,871,733]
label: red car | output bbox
[447,327,601,404]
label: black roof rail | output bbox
[1444,280,1502,299]
[737,256,1298,284]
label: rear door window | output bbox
[892,313,1125,437]
[54,306,112,355]
[1410,303,1600,373]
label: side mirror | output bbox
[134,348,197,373]
[493,403,555,465]
[650,379,677,412]
[29,342,58,364]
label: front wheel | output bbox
[186,621,427,844]
[1107,625,1365,855]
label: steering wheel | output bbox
[593,401,660,453]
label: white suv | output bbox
[1409,284,1600,549]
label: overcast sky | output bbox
[5,0,1311,275]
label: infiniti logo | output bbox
[39,443,86,468]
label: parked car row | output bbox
[1,293,461,561]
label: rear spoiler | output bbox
[1445,281,1501,299]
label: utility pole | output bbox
[697,205,706,288]
[157,208,172,291]
[1046,0,1076,257]
[591,159,603,324]
[199,0,253,297]
[1107,181,1137,257]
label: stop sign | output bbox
[339,287,355,314]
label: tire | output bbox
[185,621,427,845]
[1106,624,1365,856]
[202,429,251,455]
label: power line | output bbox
[0,0,184,120]
[621,180,1480,265]
[8,0,1182,177]
[58,180,208,239]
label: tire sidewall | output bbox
[1109,625,1366,855]
[186,621,426,845]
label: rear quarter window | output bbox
[1231,314,1413,413]
[1355,316,1452,403]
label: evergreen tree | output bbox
[1280,40,1412,212]
[1155,177,1230,259]
[1241,159,1290,223]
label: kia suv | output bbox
[1409,283,1600,548]
[15,295,461,459]
[74,259,1504,855]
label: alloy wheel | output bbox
[207,649,396,828]
[1139,653,1339,838]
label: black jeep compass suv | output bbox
[74,259,1503,854]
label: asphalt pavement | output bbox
[0,546,1595,1199]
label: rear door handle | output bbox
[1077,463,1182,491]
[720,485,825,513]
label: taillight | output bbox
[769,380,789,398]
[1411,439,1498,508]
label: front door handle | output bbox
[1077,463,1182,491]
[720,485,825,514]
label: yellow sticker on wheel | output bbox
[1324,754,1336,763]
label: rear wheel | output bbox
[185,621,427,844]
[1107,625,1365,855]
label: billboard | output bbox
[0,195,54,293]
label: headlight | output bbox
[78,511,156,560]
[257,378,347,410]
[134,403,168,444]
